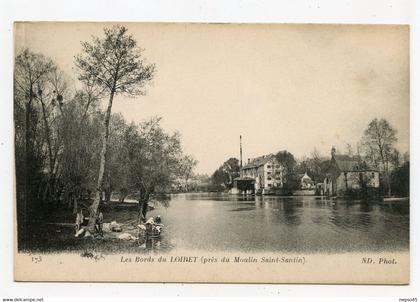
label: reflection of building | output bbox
[315,183,325,195]
[324,147,380,197]
[232,154,284,195]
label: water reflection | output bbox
[147,193,409,253]
[282,201,302,226]
[153,193,171,208]
[329,204,372,233]
[140,237,161,251]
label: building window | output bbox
[267,177,272,180]
[267,165,271,168]
[267,171,271,175]
[268,184,272,187]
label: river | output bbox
[147,193,409,253]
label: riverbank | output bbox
[230,192,410,203]
[382,197,410,202]
[19,201,162,254]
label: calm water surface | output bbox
[148,193,409,253]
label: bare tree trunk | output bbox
[39,95,54,176]
[344,173,348,190]
[119,188,127,203]
[23,96,33,248]
[68,191,73,208]
[137,201,144,224]
[42,181,50,202]
[86,89,115,232]
[137,189,150,224]
[64,190,68,206]
[385,161,392,197]
[104,188,112,203]
[82,94,94,120]
[37,180,45,201]
[137,199,149,224]
[73,196,78,214]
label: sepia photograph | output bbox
[13,22,409,283]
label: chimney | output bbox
[248,158,250,164]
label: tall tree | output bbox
[390,161,409,197]
[15,49,56,185]
[275,150,299,192]
[211,158,240,189]
[14,49,56,248]
[39,67,71,202]
[14,50,56,197]
[103,113,131,202]
[125,117,183,222]
[361,118,397,197]
[75,25,155,232]
[178,155,198,191]
[275,151,296,174]
[58,97,103,212]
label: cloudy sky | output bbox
[15,22,409,174]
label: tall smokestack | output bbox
[240,135,243,168]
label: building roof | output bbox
[300,172,314,184]
[242,154,275,169]
[333,154,373,172]
[301,172,312,180]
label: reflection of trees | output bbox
[138,236,162,251]
[155,193,171,208]
[357,202,372,227]
[329,204,352,229]
[329,202,373,230]
[282,201,302,226]
[254,197,303,225]
[359,202,372,213]
[381,202,409,216]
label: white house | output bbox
[239,154,284,194]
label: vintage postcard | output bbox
[13,22,409,283]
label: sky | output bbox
[14,22,409,175]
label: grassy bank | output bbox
[19,201,161,254]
